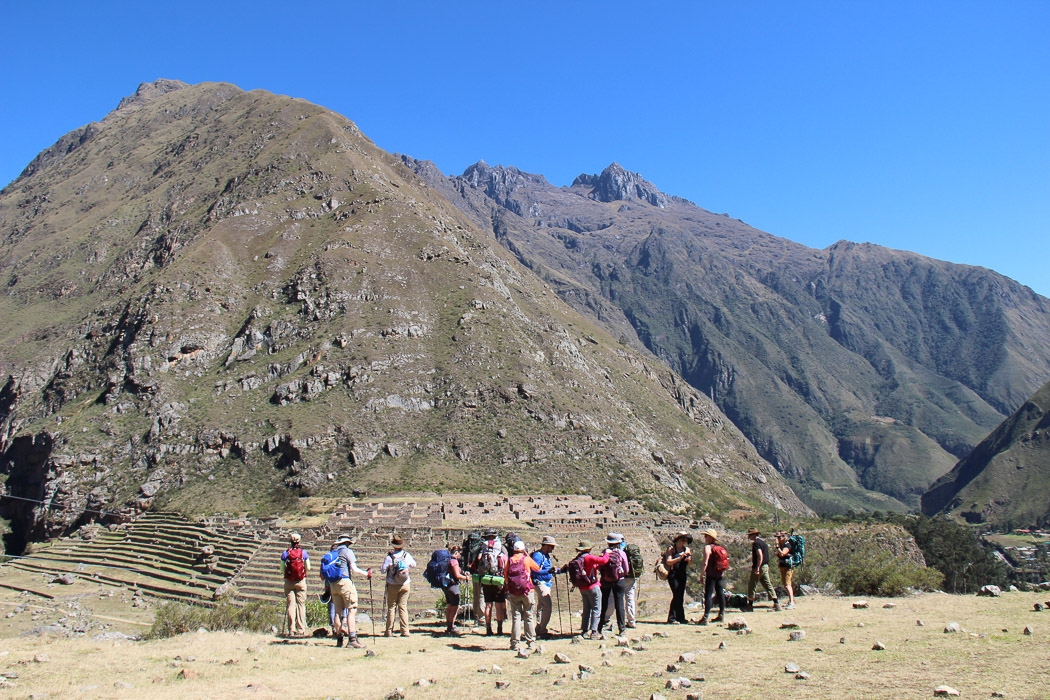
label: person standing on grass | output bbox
[504,540,541,651]
[775,531,797,610]
[530,535,560,638]
[746,528,780,612]
[696,529,727,625]
[381,535,417,637]
[597,532,629,635]
[664,530,693,624]
[280,532,310,637]
[442,545,470,636]
[565,540,609,639]
[475,528,508,636]
[324,534,372,648]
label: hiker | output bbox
[746,528,780,612]
[622,536,644,628]
[504,539,540,650]
[530,535,560,638]
[566,540,609,638]
[775,531,798,610]
[462,530,486,626]
[475,528,508,635]
[597,533,630,635]
[280,532,311,637]
[321,534,372,648]
[696,528,727,625]
[381,535,417,637]
[320,544,347,634]
[425,544,469,636]
[663,530,693,624]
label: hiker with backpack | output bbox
[775,530,805,610]
[474,528,508,636]
[462,531,486,627]
[746,528,781,612]
[321,534,372,648]
[504,540,541,651]
[424,544,470,636]
[565,540,609,639]
[280,532,311,637]
[696,529,728,625]
[381,535,417,637]
[662,530,693,624]
[597,533,630,635]
[530,535,560,638]
[622,537,645,628]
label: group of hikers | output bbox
[278,525,805,649]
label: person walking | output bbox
[381,535,417,637]
[775,531,797,610]
[504,540,540,651]
[696,529,727,625]
[746,528,780,612]
[442,545,470,636]
[565,540,609,639]
[530,535,559,638]
[323,534,372,648]
[664,531,693,624]
[475,528,508,636]
[280,532,310,637]
[622,536,644,628]
[597,533,629,635]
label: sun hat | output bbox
[289,532,302,544]
[606,533,624,544]
[746,528,761,537]
[673,530,693,544]
[576,540,593,552]
[334,534,352,546]
[701,528,719,542]
[483,528,499,538]
[391,535,404,548]
[541,536,557,547]
[513,540,526,552]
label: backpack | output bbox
[463,532,484,573]
[601,548,627,581]
[786,534,806,568]
[506,555,533,595]
[424,549,452,589]
[504,532,521,553]
[284,547,307,582]
[320,550,345,583]
[566,554,597,589]
[478,541,503,576]
[388,551,409,585]
[710,544,730,574]
[625,543,644,579]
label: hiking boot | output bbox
[773,601,782,612]
[446,627,462,637]
[712,614,724,623]
[347,637,364,649]
[497,622,504,636]
[625,622,637,628]
[784,602,795,610]
[697,618,709,626]
[335,635,345,647]
[400,632,411,638]
[486,622,493,636]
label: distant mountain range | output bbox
[0,81,807,551]
[403,158,1050,514]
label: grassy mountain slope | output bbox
[922,378,1050,527]
[0,81,807,549]
[404,160,1050,513]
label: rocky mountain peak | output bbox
[114,79,190,113]
[573,163,668,208]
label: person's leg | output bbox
[747,570,759,606]
[669,575,686,623]
[284,579,296,636]
[330,586,348,643]
[509,594,523,648]
[522,589,536,645]
[699,575,714,623]
[781,567,795,607]
[341,580,363,647]
[613,578,627,633]
[623,577,637,627]
[385,583,397,635]
[293,581,308,636]
[495,599,506,634]
[397,583,411,635]
[535,581,552,635]
[598,582,612,633]
[473,580,485,625]
[713,576,725,621]
[760,564,780,610]
[586,587,602,635]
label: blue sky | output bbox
[2,1,1047,296]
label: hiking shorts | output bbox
[330,578,358,613]
[443,584,461,607]
[779,565,794,587]
[482,583,507,604]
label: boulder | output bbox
[944,622,961,634]
[933,686,960,697]
[788,630,806,641]
[977,585,1002,597]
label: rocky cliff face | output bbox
[0,81,808,551]
[405,159,1050,514]
[923,378,1050,527]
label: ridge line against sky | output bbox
[2,1,1047,297]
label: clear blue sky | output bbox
[3,1,1047,296]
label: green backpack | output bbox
[625,543,645,579]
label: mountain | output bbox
[922,378,1050,527]
[0,81,808,551]
[404,159,1050,514]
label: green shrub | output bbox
[147,600,283,639]
[306,598,329,628]
[901,516,1009,593]
[836,544,944,597]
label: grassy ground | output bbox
[0,571,1048,699]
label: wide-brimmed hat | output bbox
[513,540,526,552]
[701,528,719,542]
[746,528,761,537]
[606,533,624,544]
[575,540,593,552]
[673,530,693,544]
[391,535,404,548]
[483,528,499,538]
[541,536,557,547]
[289,532,302,544]
[334,534,352,546]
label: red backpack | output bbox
[284,548,307,581]
[710,545,730,574]
[566,554,597,589]
[506,555,534,595]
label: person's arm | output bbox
[280,550,287,574]
[449,557,465,581]
[753,544,764,573]
[406,553,417,569]
[526,556,541,573]
[700,544,712,577]
[381,554,392,574]
[348,552,369,577]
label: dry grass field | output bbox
[0,581,1048,699]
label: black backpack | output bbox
[424,549,452,589]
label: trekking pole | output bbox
[554,573,564,636]
[368,570,376,646]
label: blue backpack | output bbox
[320,550,345,582]
[424,549,452,589]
